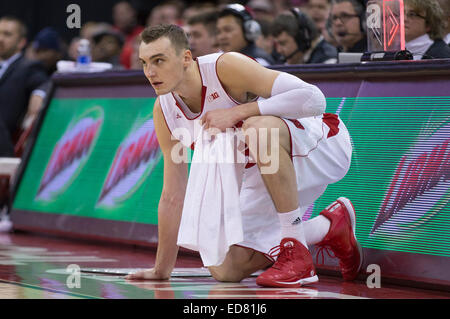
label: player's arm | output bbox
[152,98,188,279]
[202,52,326,129]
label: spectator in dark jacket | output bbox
[0,16,48,156]
[216,4,275,66]
[271,9,337,64]
[329,0,367,53]
[405,0,450,59]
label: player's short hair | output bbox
[405,0,445,40]
[140,24,189,54]
[187,10,218,37]
[0,16,27,39]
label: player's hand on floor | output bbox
[125,268,170,281]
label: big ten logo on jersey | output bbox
[207,91,220,103]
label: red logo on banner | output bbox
[371,123,449,235]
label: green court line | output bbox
[0,279,102,299]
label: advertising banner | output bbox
[13,96,449,257]
[10,67,450,288]
[13,97,162,225]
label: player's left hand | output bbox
[200,108,240,132]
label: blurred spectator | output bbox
[304,0,330,33]
[91,28,125,69]
[0,16,48,156]
[182,2,216,24]
[272,0,293,16]
[247,0,276,22]
[68,37,81,61]
[303,0,337,46]
[255,18,283,64]
[217,4,275,66]
[186,10,220,58]
[68,22,113,61]
[26,27,64,75]
[146,0,184,27]
[404,0,450,59]
[271,9,337,64]
[112,1,144,69]
[129,33,143,70]
[329,0,367,53]
[82,22,112,42]
[436,0,450,45]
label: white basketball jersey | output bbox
[159,53,243,149]
[159,52,326,156]
[158,52,352,256]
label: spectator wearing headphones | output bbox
[186,10,220,59]
[271,9,337,64]
[404,0,450,59]
[216,4,275,66]
[328,0,367,53]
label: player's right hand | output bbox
[124,268,170,281]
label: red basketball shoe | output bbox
[256,238,318,288]
[316,197,363,281]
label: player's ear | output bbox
[183,49,193,66]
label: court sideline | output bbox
[0,231,448,299]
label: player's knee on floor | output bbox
[208,266,246,283]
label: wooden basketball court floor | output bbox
[0,231,449,300]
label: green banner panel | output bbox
[13,97,162,225]
[12,96,450,257]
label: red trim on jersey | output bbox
[171,59,207,121]
[287,119,305,130]
[280,119,293,159]
[215,53,240,105]
[215,53,259,106]
[323,113,340,138]
[244,145,257,169]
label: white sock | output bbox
[278,207,308,248]
[303,215,331,245]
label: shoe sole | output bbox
[337,197,364,277]
[257,275,319,288]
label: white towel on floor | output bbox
[177,128,245,267]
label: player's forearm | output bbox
[154,198,184,278]
[232,101,261,123]
[232,78,326,123]
[257,73,326,119]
